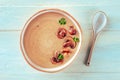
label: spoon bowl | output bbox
[93,11,107,35]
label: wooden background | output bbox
[0,0,120,80]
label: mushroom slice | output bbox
[51,51,64,64]
[63,36,76,49]
[62,48,71,53]
[57,28,67,39]
[68,26,77,35]
[61,48,72,55]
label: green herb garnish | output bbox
[57,53,64,60]
[73,37,79,42]
[59,18,66,25]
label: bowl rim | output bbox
[20,8,83,73]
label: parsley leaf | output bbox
[57,53,64,60]
[73,37,79,42]
[59,18,66,25]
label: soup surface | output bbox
[23,11,80,68]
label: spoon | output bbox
[86,11,107,66]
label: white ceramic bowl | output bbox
[20,9,82,72]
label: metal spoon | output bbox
[86,11,107,66]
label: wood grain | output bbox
[0,6,119,30]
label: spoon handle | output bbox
[86,35,97,66]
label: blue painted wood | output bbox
[0,0,120,6]
[0,6,119,30]
[0,0,120,80]
[1,73,120,80]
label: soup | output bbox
[21,9,81,71]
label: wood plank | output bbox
[0,30,120,74]
[0,6,119,30]
[0,73,120,80]
[0,0,120,6]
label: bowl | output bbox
[20,9,82,72]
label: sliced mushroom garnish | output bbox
[51,51,64,64]
[62,48,71,53]
[51,57,58,64]
[63,36,76,49]
[61,48,71,55]
[57,28,67,39]
[68,26,77,35]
